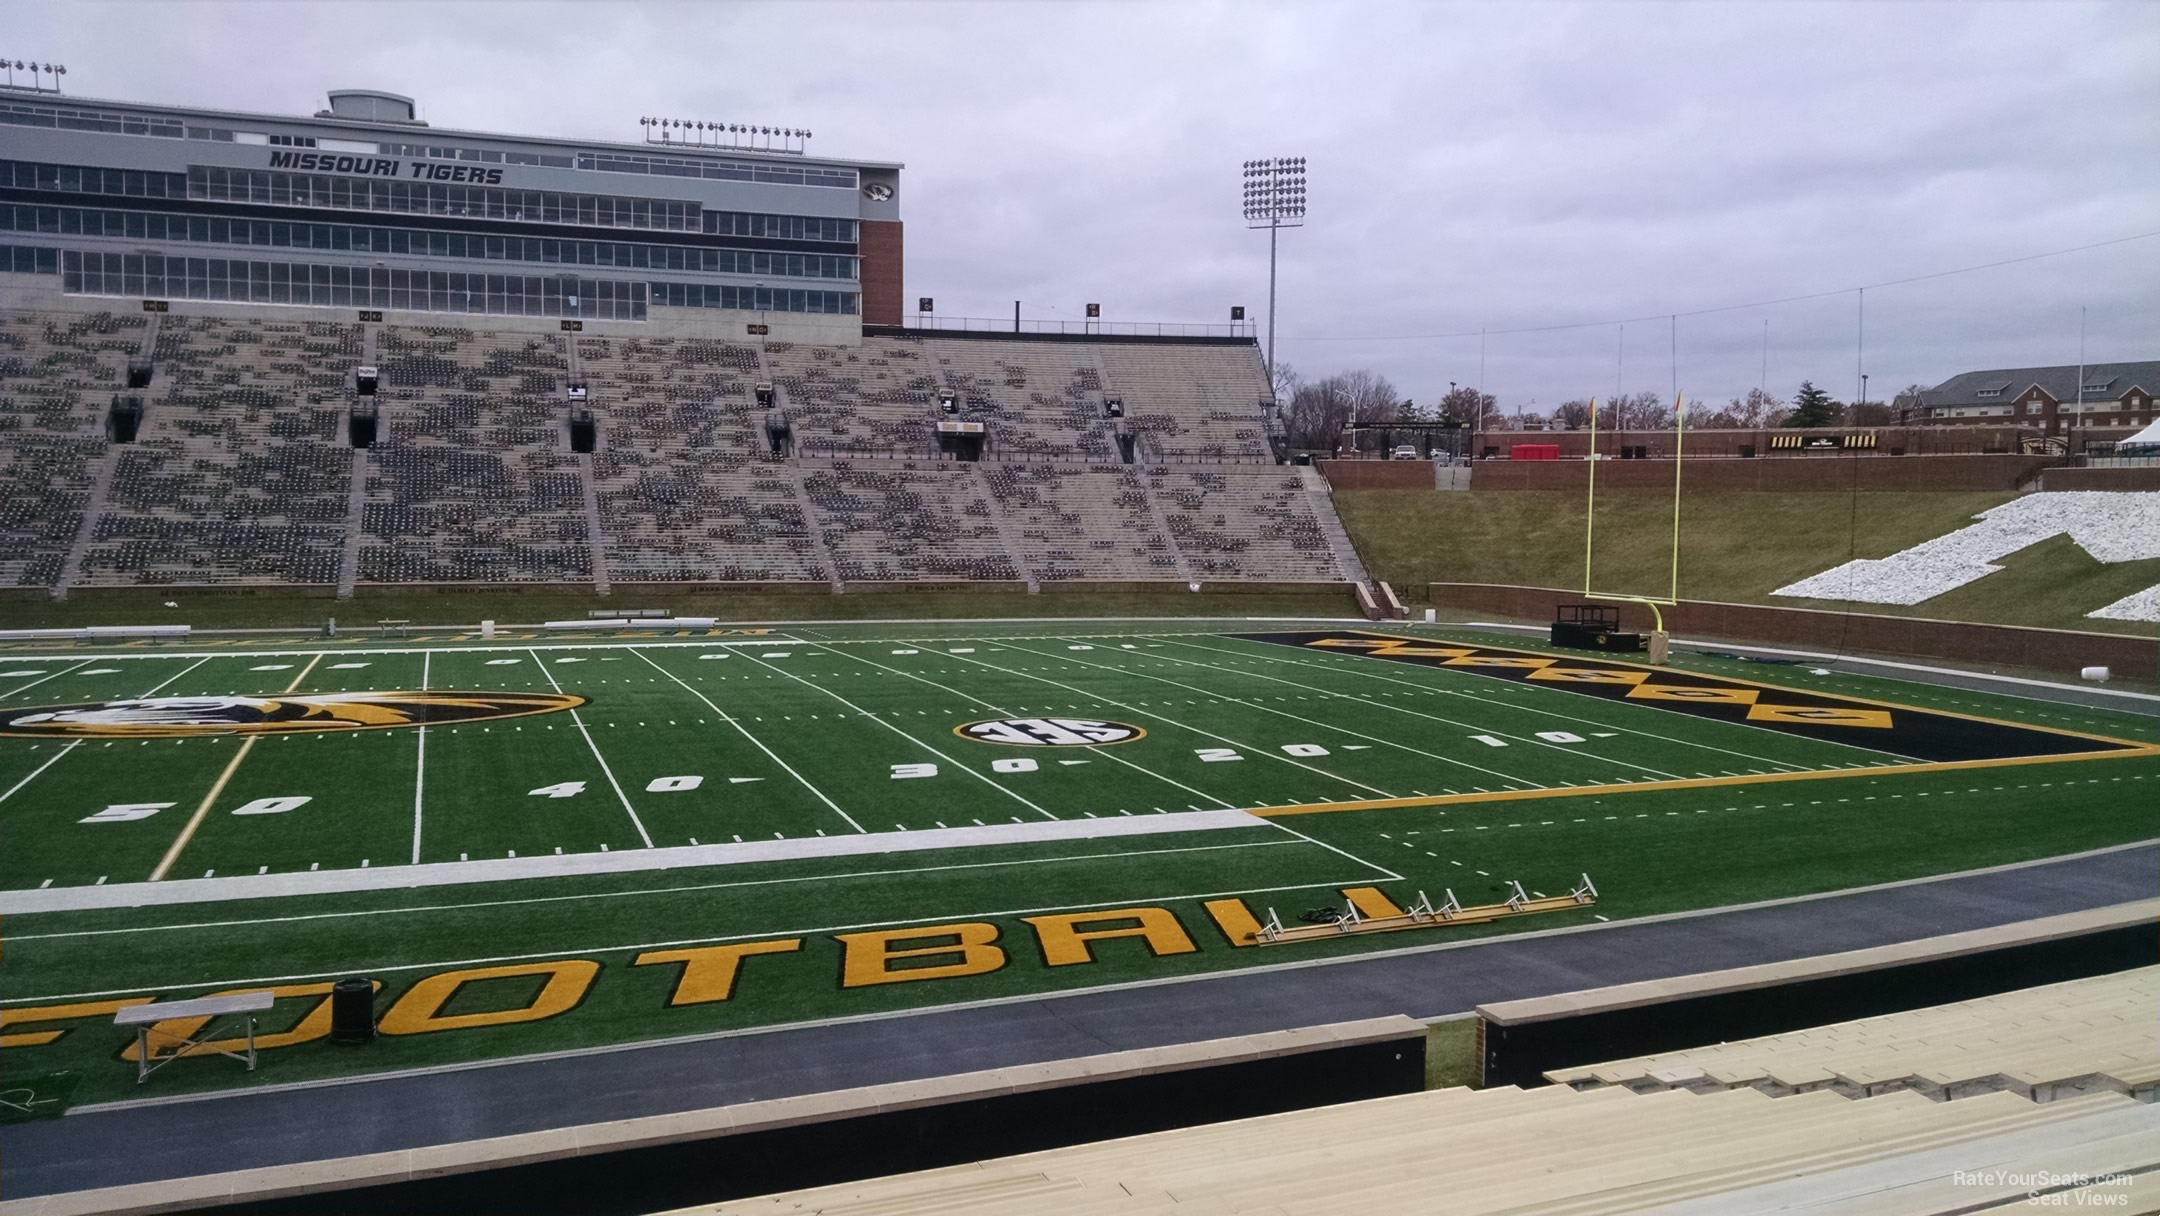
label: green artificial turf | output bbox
[1,621,2153,1108]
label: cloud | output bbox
[15,0,2157,409]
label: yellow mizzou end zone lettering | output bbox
[0,890,1407,1063]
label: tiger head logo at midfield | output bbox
[0,692,586,738]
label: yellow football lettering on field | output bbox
[378,960,598,1035]
[1305,638,1386,649]
[635,940,802,1006]
[0,997,153,1048]
[1441,656,1555,669]
[119,980,375,1063]
[1369,645,1476,658]
[1527,666,1649,685]
[1202,898,1265,947]
[1023,907,1197,967]
[1747,704,1894,728]
[836,923,1003,987]
[1626,683,1760,705]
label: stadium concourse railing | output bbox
[1420,582,2160,682]
[791,443,1280,465]
[898,315,1258,340]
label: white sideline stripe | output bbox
[64,845,2158,1114]
[1458,622,2160,707]
[0,809,1267,915]
[0,619,1371,664]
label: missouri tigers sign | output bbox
[0,692,585,739]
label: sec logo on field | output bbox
[954,717,1146,747]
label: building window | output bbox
[62,248,648,321]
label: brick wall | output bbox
[1468,455,2051,492]
[1318,460,1435,490]
[858,220,904,327]
[2039,466,2160,491]
[1422,582,2157,680]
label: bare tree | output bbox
[1270,361,1302,404]
[1283,376,1353,451]
[1336,370,1402,426]
[1596,391,1670,430]
[1437,384,1499,430]
[1551,399,1593,430]
[1725,387,1784,428]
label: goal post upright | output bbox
[1578,392,1685,654]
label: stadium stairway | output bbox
[1545,965,2160,1105]
[1297,463,1370,584]
[1133,468,1197,584]
[577,450,613,595]
[971,461,1040,592]
[336,447,366,599]
[49,445,117,601]
[782,461,845,591]
[693,1084,2159,1215]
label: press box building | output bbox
[0,85,903,342]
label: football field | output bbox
[3,619,2156,1111]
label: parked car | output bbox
[1391,445,1421,460]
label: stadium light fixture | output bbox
[1242,156,1306,386]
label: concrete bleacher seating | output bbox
[1546,965,2160,1104]
[0,310,140,586]
[1149,466,1343,581]
[576,335,823,583]
[4,306,1348,592]
[927,338,1116,460]
[981,464,1184,580]
[1097,343,1273,461]
[798,458,1017,582]
[75,316,354,586]
[692,1082,2156,1215]
[358,326,592,584]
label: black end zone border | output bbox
[1234,631,2152,765]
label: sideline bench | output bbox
[375,618,411,637]
[114,992,275,1084]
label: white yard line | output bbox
[629,647,864,834]
[1004,637,1523,792]
[792,640,1241,815]
[925,638,1399,799]
[729,647,1059,821]
[1176,634,1908,769]
[528,647,653,849]
[1139,637,1691,781]
[0,809,1269,920]
[0,658,96,700]
[411,651,431,865]
[148,652,325,883]
[0,657,217,810]
[138,655,213,697]
[9,836,1304,943]
[0,741,81,808]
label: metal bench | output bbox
[114,991,276,1083]
[375,618,411,637]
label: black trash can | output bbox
[330,976,376,1045]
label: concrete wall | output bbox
[1468,455,2051,493]
[1478,902,2157,1089]
[71,1018,1425,1216]
[1318,460,1435,491]
[1423,582,2159,680]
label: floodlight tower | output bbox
[1242,157,1306,387]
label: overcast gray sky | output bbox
[16,0,2158,412]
